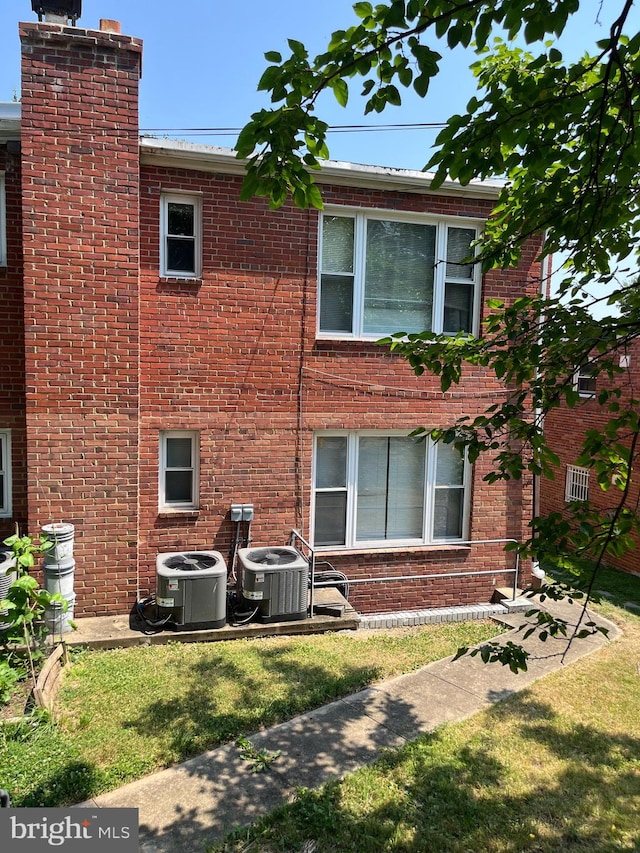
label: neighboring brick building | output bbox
[540,345,640,577]
[0,17,546,619]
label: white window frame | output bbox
[159,430,200,511]
[317,207,483,340]
[0,430,12,518]
[573,363,597,398]
[311,430,470,549]
[0,172,7,267]
[160,192,202,279]
[565,465,590,502]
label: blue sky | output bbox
[0,1,637,170]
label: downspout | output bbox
[531,236,553,586]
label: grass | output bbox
[210,563,640,853]
[0,620,501,807]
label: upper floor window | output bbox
[159,431,199,511]
[0,430,11,518]
[318,210,481,339]
[160,193,201,278]
[0,172,6,267]
[574,363,597,398]
[312,431,469,549]
[565,464,590,502]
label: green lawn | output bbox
[0,620,500,807]
[210,564,640,853]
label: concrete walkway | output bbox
[77,597,620,853]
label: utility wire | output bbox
[139,121,448,137]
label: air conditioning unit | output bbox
[156,551,227,630]
[238,546,309,623]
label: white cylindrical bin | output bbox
[0,550,17,632]
[41,523,76,634]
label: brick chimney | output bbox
[19,22,143,615]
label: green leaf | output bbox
[353,1,373,19]
[331,77,349,107]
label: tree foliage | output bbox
[237,0,640,669]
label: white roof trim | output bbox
[0,116,502,198]
[139,137,504,199]
[0,103,21,143]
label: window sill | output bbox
[314,543,471,557]
[157,509,200,518]
[158,276,202,284]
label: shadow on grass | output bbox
[197,691,640,853]
[0,715,105,807]
[544,559,640,618]
[123,642,384,759]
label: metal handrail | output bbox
[290,532,521,605]
[289,529,316,616]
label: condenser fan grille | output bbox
[165,553,219,571]
[245,548,300,566]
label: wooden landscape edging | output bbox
[33,642,68,716]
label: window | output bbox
[0,172,6,267]
[0,430,11,518]
[574,363,597,397]
[160,193,201,278]
[318,210,481,338]
[159,431,199,510]
[565,465,590,502]
[312,432,469,548]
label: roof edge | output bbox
[0,103,21,143]
[139,137,504,199]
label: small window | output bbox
[0,430,12,518]
[160,193,201,278]
[565,465,589,502]
[159,431,199,510]
[574,364,597,397]
[0,172,6,267]
[318,211,481,339]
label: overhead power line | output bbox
[139,121,448,137]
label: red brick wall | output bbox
[137,166,542,613]
[13,22,545,618]
[541,344,640,577]
[19,23,142,613]
[0,144,27,537]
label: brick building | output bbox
[0,16,545,620]
[540,346,640,577]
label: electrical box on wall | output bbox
[231,503,254,522]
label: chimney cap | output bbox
[31,1,82,25]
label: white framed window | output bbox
[0,172,6,267]
[160,193,202,278]
[565,465,590,502]
[312,431,469,548]
[159,431,199,510]
[318,209,482,339]
[0,430,12,518]
[574,363,597,398]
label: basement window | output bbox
[565,465,590,502]
[159,431,199,511]
[312,431,469,548]
[160,193,202,278]
[0,430,11,518]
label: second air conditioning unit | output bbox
[238,546,309,623]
